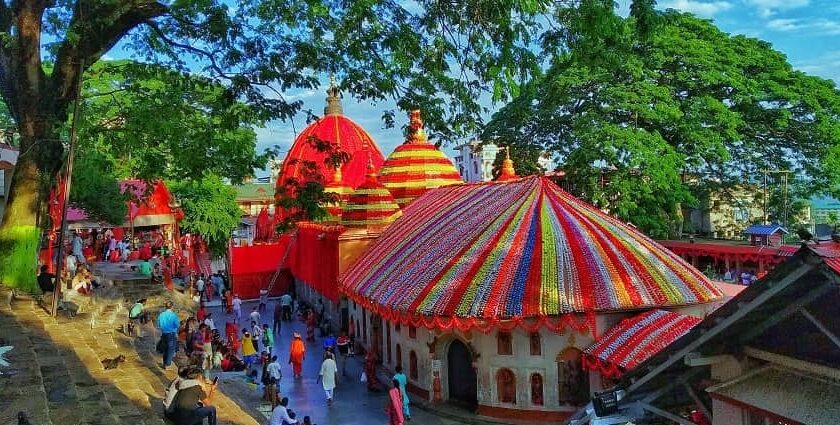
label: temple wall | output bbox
[348,303,603,421]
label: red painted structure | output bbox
[228,236,294,299]
[275,108,385,190]
[658,240,797,275]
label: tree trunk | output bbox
[0,119,62,291]
[0,143,42,291]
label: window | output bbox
[557,348,589,405]
[353,301,356,310]
[408,326,416,339]
[529,332,541,356]
[473,162,479,176]
[497,332,512,355]
[496,368,516,404]
[530,373,544,406]
[409,351,418,380]
[396,344,402,369]
[395,322,401,333]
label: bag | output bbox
[156,336,165,354]
[360,371,367,383]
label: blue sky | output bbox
[249,0,840,177]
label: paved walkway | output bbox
[207,299,463,425]
[0,280,260,425]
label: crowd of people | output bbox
[703,264,765,285]
[156,294,367,425]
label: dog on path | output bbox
[101,354,126,370]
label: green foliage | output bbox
[168,175,241,257]
[484,6,840,237]
[77,60,268,184]
[490,145,546,179]
[274,137,347,232]
[69,149,127,224]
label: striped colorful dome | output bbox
[342,162,403,229]
[323,167,351,219]
[341,176,722,331]
[378,110,462,208]
[276,83,385,191]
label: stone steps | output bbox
[1,277,258,425]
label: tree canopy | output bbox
[483,4,840,237]
[167,175,241,257]
[0,0,574,290]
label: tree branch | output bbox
[50,1,168,118]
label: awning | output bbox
[123,213,175,227]
[708,366,840,425]
[582,309,701,378]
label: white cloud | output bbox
[743,0,809,17]
[797,50,840,84]
[766,18,840,35]
[658,0,734,18]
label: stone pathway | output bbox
[0,280,261,425]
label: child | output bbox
[232,294,242,321]
[259,288,268,312]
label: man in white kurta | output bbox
[318,353,338,404]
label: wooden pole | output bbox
[52,59,85,317]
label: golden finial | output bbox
[406,110,428,144]
[498,146,517,181]
[324,74,343,115]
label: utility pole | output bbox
[760,169,792,228]
[52,59,85,317]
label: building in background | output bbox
[234,182,275,216]
[454,141,500,182]
[0,143,18,220]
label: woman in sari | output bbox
[365,349,379,391]
[288,333,306,378]
[305,310,317,342]
[385,379,405,425]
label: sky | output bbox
[247,0,840,178]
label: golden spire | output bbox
[333,164,343,184]
[324,74,343,115]
[405,110,428,144]
[498,146,517,181]
[365,151,378,182]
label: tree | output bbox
[167,175,240,257]
[274,135,350,233]
[490,144,546,180]
[484,4,840,238]
[0,0,560,291]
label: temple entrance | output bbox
[447,339,477,408]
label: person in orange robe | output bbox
[288,333,306,378]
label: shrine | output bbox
[340,174,724,422]
[225,83,727,422]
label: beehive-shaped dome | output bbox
[341,161,403,229]
[323,166,351,219]
[276,81,385,191]
[341,176,723,331]
[378,110,462,208]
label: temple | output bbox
[227,81,729,422]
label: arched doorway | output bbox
[447,339,477,408]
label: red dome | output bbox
[276,85,385,191]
